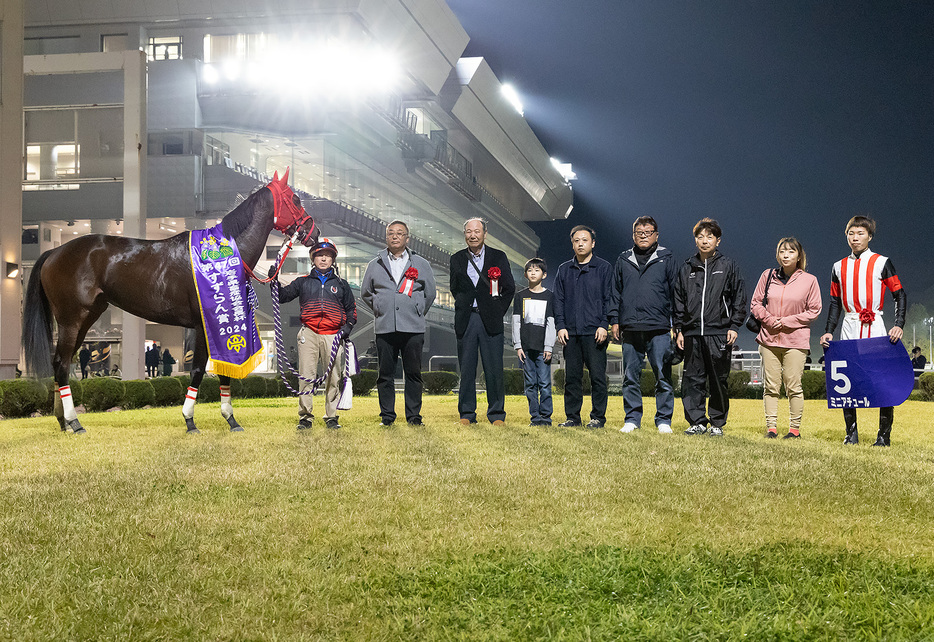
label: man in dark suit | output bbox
[450,218,516,425]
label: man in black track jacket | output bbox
[673,218,746,437]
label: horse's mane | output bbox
[221,185,267,240]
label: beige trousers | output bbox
[758,344,807,431]
[298,327,344,421]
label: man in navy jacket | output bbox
[450,218,515,425]
[610,216,678,434]
[554,225,613,428]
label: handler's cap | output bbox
[311,237,338,258]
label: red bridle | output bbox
[243,168,318,284]
[266,168,316,241]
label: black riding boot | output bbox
[873,407,893,447]
[843,408,859,445]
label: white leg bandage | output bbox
[219,385,233,419]
[60,385,78,422]
[183,386,198,419]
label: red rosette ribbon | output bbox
[858,308,876,325]
[487,267,502,297]
[398,267,418,296]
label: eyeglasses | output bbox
[634,230,657,238]
[386,232,408,238]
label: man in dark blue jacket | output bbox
[554,225,613,428]
[610,216,678,434]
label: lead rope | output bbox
[263,238,347,396]
[270,278,343,396]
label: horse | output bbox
[22,170,318,434]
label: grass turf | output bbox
[2,395,934,640]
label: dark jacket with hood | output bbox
[610,243,678,332]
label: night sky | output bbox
[447,0,934,348]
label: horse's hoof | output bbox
[186,427,201,435]
[66,419,86,434]
[225,415,243,432]
[229,425,244,432]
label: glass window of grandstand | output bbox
[24,36,81,55]
[148,36,182,61]
[24,108,124,185]
[205,135,231,167]
[101,34,128,52]
[203,33,274,63]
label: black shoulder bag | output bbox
[745,269,774,333]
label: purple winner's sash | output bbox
[190,224,264,378]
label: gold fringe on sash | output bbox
[208,347,265,379]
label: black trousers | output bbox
[681,335,731,428]
[376,332,424,423]
[843,407,893,431]
[563,334,608,424]
[457,311,506,423]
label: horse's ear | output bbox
[272,171,279,183]
[281,167,290,185]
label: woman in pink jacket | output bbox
[749,238,822,439]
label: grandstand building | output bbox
[7,0,574,379]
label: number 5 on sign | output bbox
[824,337,914,409]
[830,361,851,394]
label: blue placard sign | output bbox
[825,337,914,409]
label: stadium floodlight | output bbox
[208,39,402,100]
[502,83,524,116]
[550,157,577,182]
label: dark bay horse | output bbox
[23,170,318,434]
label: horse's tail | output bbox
[22,251,54,378]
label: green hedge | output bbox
[919,372,934,401]
[351,369,378,396]
[123,379,155,409]
[801,370,826,399]
[198,376,221,402]
[174,375,193,396]
[267,376,285,398]
[553,369,590,394]
[151,377,185,406]
[39,377,56,415]
[727,370,752,398]
[639,369,681,397]
[423,371,458,395]
[0,379,47,418]
[82,377,126,413]
[504,368,524,395]
[240,376,268,398]
[275,373,300,396]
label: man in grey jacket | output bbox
[361,220,436,426]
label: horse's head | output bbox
[265,168,319,247]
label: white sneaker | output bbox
[619,422,638,433]
[657,423,673,434]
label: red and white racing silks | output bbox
[830,250,903,339]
